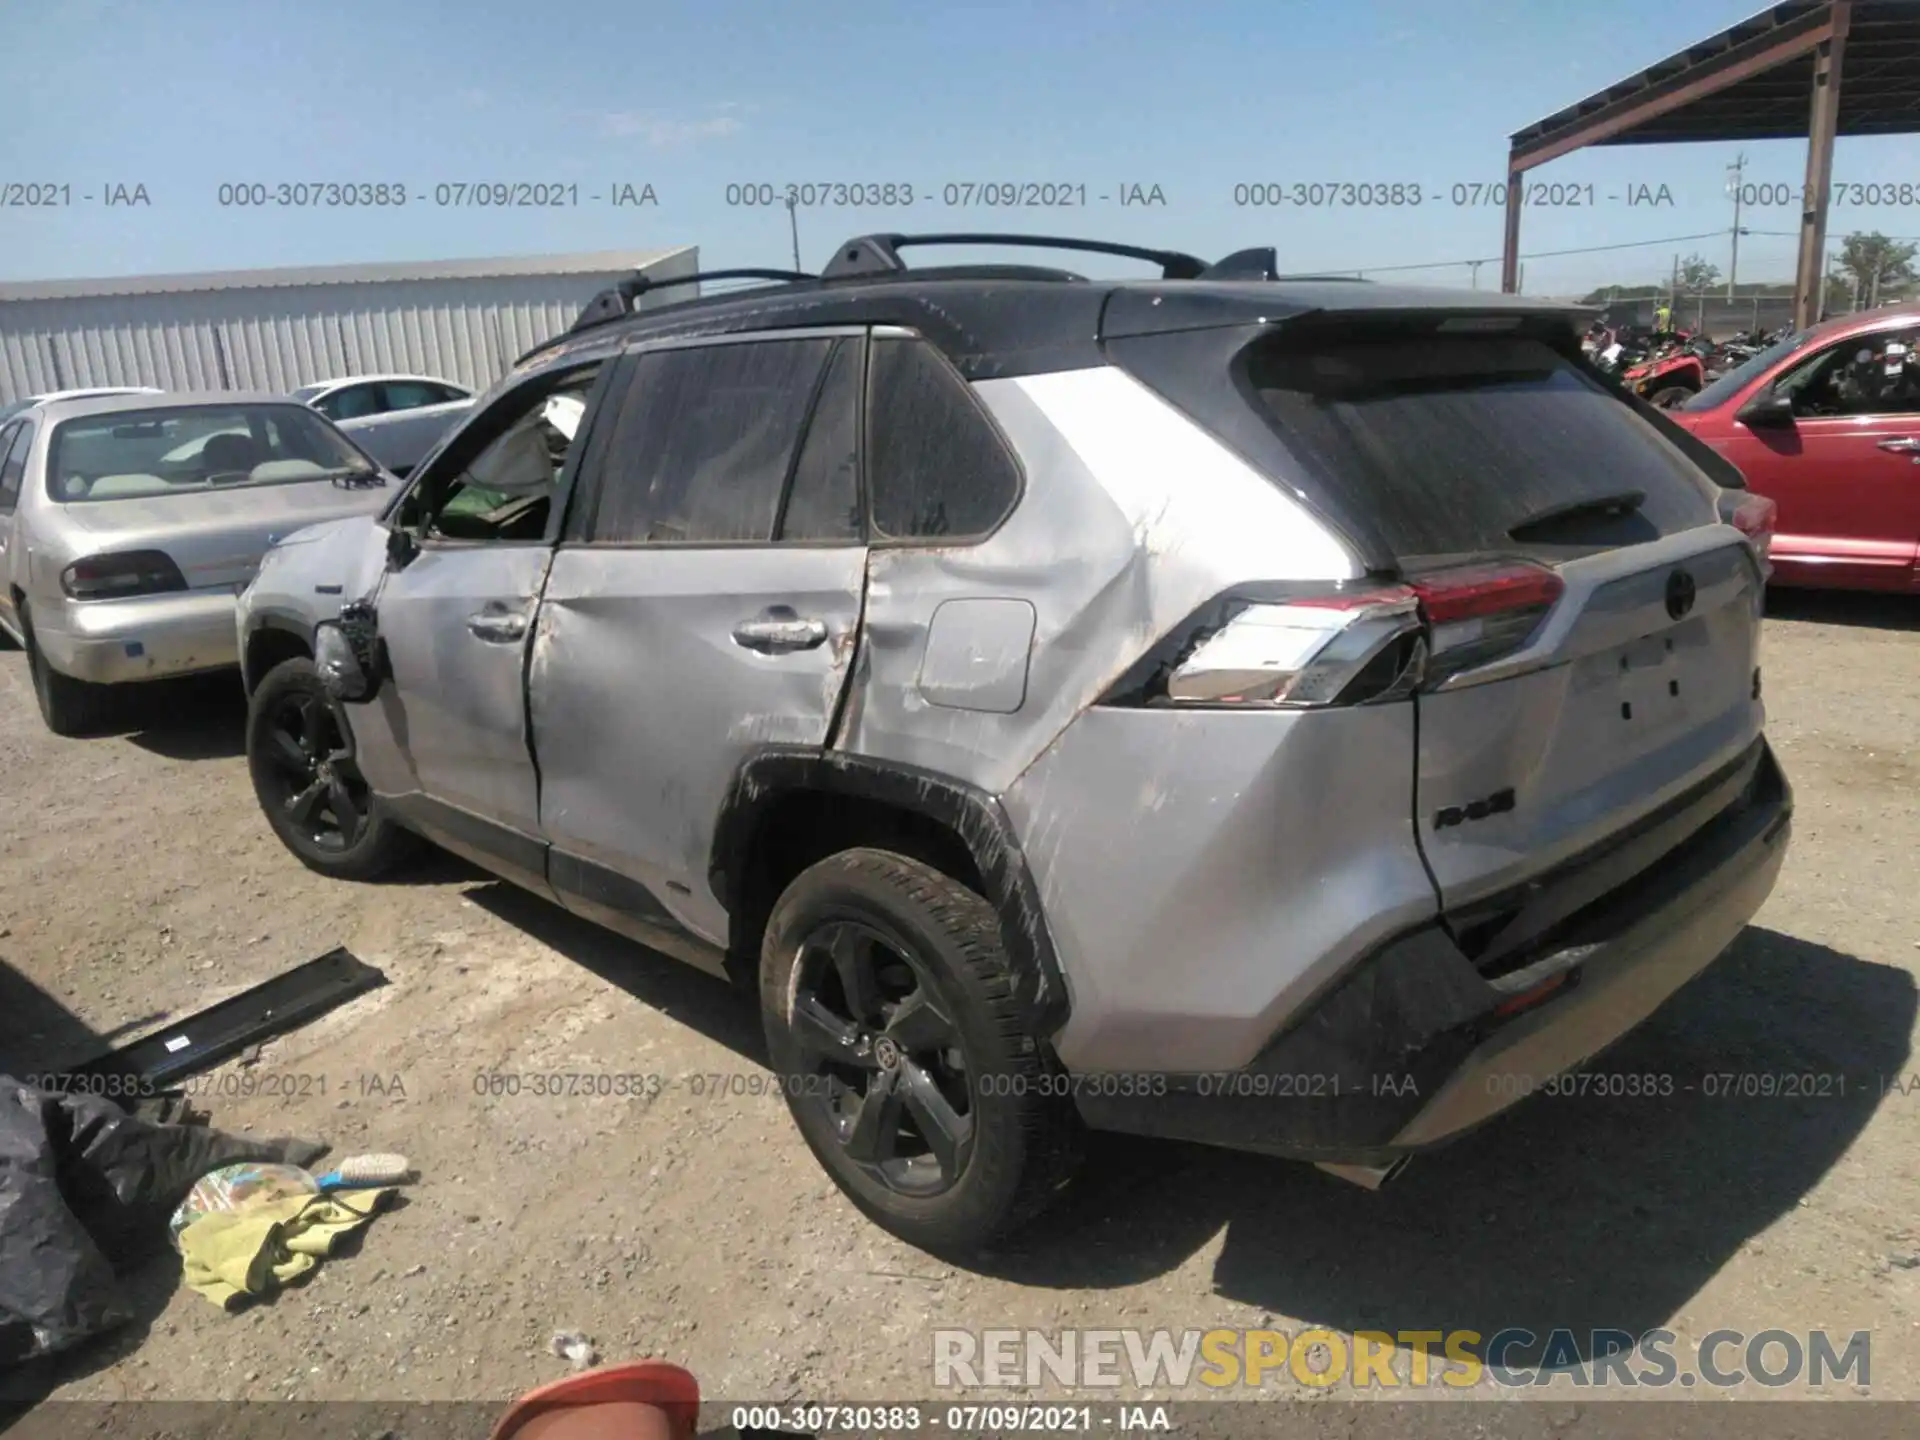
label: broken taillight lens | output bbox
[1408,560,1565,685]
[1121,562,1565,710]
[1162,587,1424,708]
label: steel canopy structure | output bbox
[1502,1,1920,327]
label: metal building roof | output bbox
[1509,0,1920,165]
[0,247,696,303]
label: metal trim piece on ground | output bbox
[60,948,388,1093]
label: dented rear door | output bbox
[529,330,867,950]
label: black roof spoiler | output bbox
[821,232,1210,281]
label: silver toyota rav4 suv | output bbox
[236,234,1792,1252]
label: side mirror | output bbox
[1735,386,1795,429]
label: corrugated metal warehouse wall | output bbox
[0,247,697,403]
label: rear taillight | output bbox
[1123,560,1564,711]
[1162,588,1424,708]
[60,550,189,600]
[1408,561,1564,684]
[1727,492,1776,577]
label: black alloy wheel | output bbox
[788,918,977,1196]
[760,847,1084,1252]
[256,687,372,854]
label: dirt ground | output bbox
[2,590,1918,1415]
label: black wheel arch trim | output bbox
[710,747,1071,1041]
[239,607,318,691]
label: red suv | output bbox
[1669,303,1920,592]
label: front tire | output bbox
[246,656,420,880]
[19,602,113,736]
[760,847,1083,1253]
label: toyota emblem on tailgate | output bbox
[1665,568,1697,620]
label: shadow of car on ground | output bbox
[455,890,1913,1362]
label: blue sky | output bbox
[5,0,1919,295]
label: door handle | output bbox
[731,614,829,654]
[467,609,528,643]
[1877,437,1920,461]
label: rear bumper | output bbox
[1070,739,1792,1162]
[32,589,241,683]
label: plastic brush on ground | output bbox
[313,1153,413,1190]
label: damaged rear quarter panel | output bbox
[1000,703,1439,1075]
[834,367,1359,795]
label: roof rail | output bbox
[821,232,1209,281]
[565,266,816,337]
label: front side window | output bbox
[587,338,835,544]
[422,364,602,543]
[1683,331,1811,412]
[866,336,1022,540]
[1776,327,1920,418]
[47,404,376,502]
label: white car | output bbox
[289,374,475,478]
[0,387,164,424]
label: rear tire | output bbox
[19,602,113,736]
[246,656,421,880]
[760,847,1083,1254]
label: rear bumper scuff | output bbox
[1070,738,1792,1162]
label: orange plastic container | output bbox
[488,1360,701,1440]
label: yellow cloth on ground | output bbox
[178,1188,394,1310]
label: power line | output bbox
[1359,227,1920,278]
[1354,229,1734,275]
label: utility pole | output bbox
[786,196,802,271]
[1725,152,1746,301]
[1468,259,1483,290]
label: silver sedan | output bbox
[0,392,396,734]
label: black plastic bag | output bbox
[0,1077,325,1367]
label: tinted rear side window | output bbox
[867,336,1021,540]
[1248,335,1714,560]
[590,338,834,544]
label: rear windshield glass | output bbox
[48,404,374,503]
[1248,335,1714,559]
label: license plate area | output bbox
[1604,617,1710,741]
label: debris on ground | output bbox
[549,1330,599,1371]
[177,1172,397,1311]
[0,1077,326,1366]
